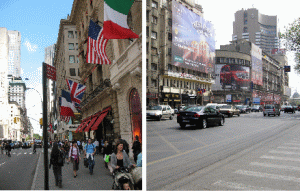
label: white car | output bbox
[147,105,174,121]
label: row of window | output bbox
[147,77,209,90]
[69,68,80,77]
[68,31,78,39]
[216,57,251,65]
[69,55,79,64]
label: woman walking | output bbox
[68,140,81,177]
[111,141,135,171]
[49,143,64,188]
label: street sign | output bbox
[253,97,260,104]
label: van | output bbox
[263,104,280,117]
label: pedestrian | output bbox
[101,139,104,154]
[136,145,142,167]
[62,140,70,164]
[94,139,99,155]
[118,135,129,155]
[82,140,86,150]
[84,138,96,175]
[77,139,82,154]
[111,141,135,173]
[68,140,81,178]
[132,135,141,163]
[49,143,64,188]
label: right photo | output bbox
[147,0,300,190]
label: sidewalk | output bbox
[32,152,114,190]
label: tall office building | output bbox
[232,8,279,54]
[8,30,21,78]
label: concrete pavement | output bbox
[32,152,114,190]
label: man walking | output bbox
[84,138,96,175]
[94,139,99,155]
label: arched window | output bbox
[129,89,142,143]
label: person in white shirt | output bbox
[94,139,99,155]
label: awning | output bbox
[91,111,108,131]
[79,120,90,132]
[84,114,100,132]
[75,120,86,133]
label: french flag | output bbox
[60,90,77,117]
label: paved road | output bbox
[0,147,40,190]
[147,111,300,190]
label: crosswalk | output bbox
[211,139,300,190]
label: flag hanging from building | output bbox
[103,0,139,39]
[86,20,111,65]
[60,90,77,118]
[66,79,86,112]
[48,123,54,133]
[46,64,56,81]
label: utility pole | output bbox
[42,62,49,190]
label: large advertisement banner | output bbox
[212,64,250,91]
[251,44,263,86]
[172,0,215,73]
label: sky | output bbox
[0,0,74,135]
[199,0,300,95]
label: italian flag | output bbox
[103,0,139,39]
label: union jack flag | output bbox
[66,79,86,112]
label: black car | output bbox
[284,106,295,113]
[177,106,225,129]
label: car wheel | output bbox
[202,119,207,129]
[180,123,186,128]
[219,118,225,126]
[278,112,280,116]
[169,115,173,120]
[157,116,162,121]
[238,113,240,117]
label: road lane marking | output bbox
[147,122,296,166]
[234,169,300,183]
[24,152,27,154]
[212,180,271,190]
[250,162,300,171]
[260,155,300,162]
[277,146,300,150]
[12,152,16,154]
[17,153,21,156]
[284,143,300,146]
[0,162,5,167]
[269,150,300,155]
[153,130,180,154]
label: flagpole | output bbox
[42,62,49,190]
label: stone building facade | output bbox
[67,0,142,151]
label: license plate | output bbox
[182,120,189,122]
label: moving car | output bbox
[236,105,251,113]
[177,106,225,129]
[147,105,174,121]
[284,106,295,113]
[35,140,43,148]
[263,104,280,116]
[219,105,240,117]
[251,105,261,112]
[280,105,287,112]
[220,64,250,90]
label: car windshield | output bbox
[221,105,231,109]
[148,106,162,110]
[265,105,274,109]
[236,106,242,109]
[185,106,204,112]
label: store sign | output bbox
[253,97,260,104]
[226,95,232,102]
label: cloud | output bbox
[24,40,38,52]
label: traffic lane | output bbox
[162,121,300,190]
[147,113,300,190]
[0,151,39,190]
[147,113,289,163]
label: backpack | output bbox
[57,151,64,166]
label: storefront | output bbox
[147,92,158,107]
[161,93,181,108]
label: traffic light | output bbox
[40,118,43,126]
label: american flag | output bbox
[86,20,111,65]
[66,79,86,112]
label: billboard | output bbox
[212,64,250,91]
[251,44,263,86]
[172,0,215,73]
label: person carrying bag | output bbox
[49,143,64,188]
[68,140,81,178]
[84,138,96,175]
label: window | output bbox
[146,10,150,22]
[76,43,78,50]
[151,1,158,8]
[243,27,248,33]
[151,79,157,87]
[70,68,76,76]
[151,31,157,39]
[69,43,75,50]
[151,47,157,55]
[168,64,172,71]
[75,31,77,39]
[146,27,149,37]
[152,16,157,24]
[69,55,75,63]
[68,31,74,38]
[168,18,172,26]
[151,63,157,70]
[168,33,172,41]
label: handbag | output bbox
[104,154,110,163]
[84,158,88,167]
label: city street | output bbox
[147,111,300,190]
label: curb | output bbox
[31,152,41,190]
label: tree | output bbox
[33,134,41,140]
[280,18,300,73]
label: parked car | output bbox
[263,104,280,116]
[147,105,174,121]
[177,105,225,129]
[220,64,250,90]
[12,141,20,148]
[251,105,261,112]
[297,105,300,111]
[280,105,287,112]
[219,105,240,117]
[236,105,251,113]
[284,106,295,113]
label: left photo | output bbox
[0,0,142,190]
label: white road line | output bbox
[250,162,300,171]
[277,146,300,150]
[284,143,300,146]
[0,162,5,167]
[260,155,300,162]
[17,153,21,156]
[234,170,300,183]
[269,150,300,155]
[24,152,27,154]
[212,180,271,190]
[29,152,32,154]
[12,152,16,154]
